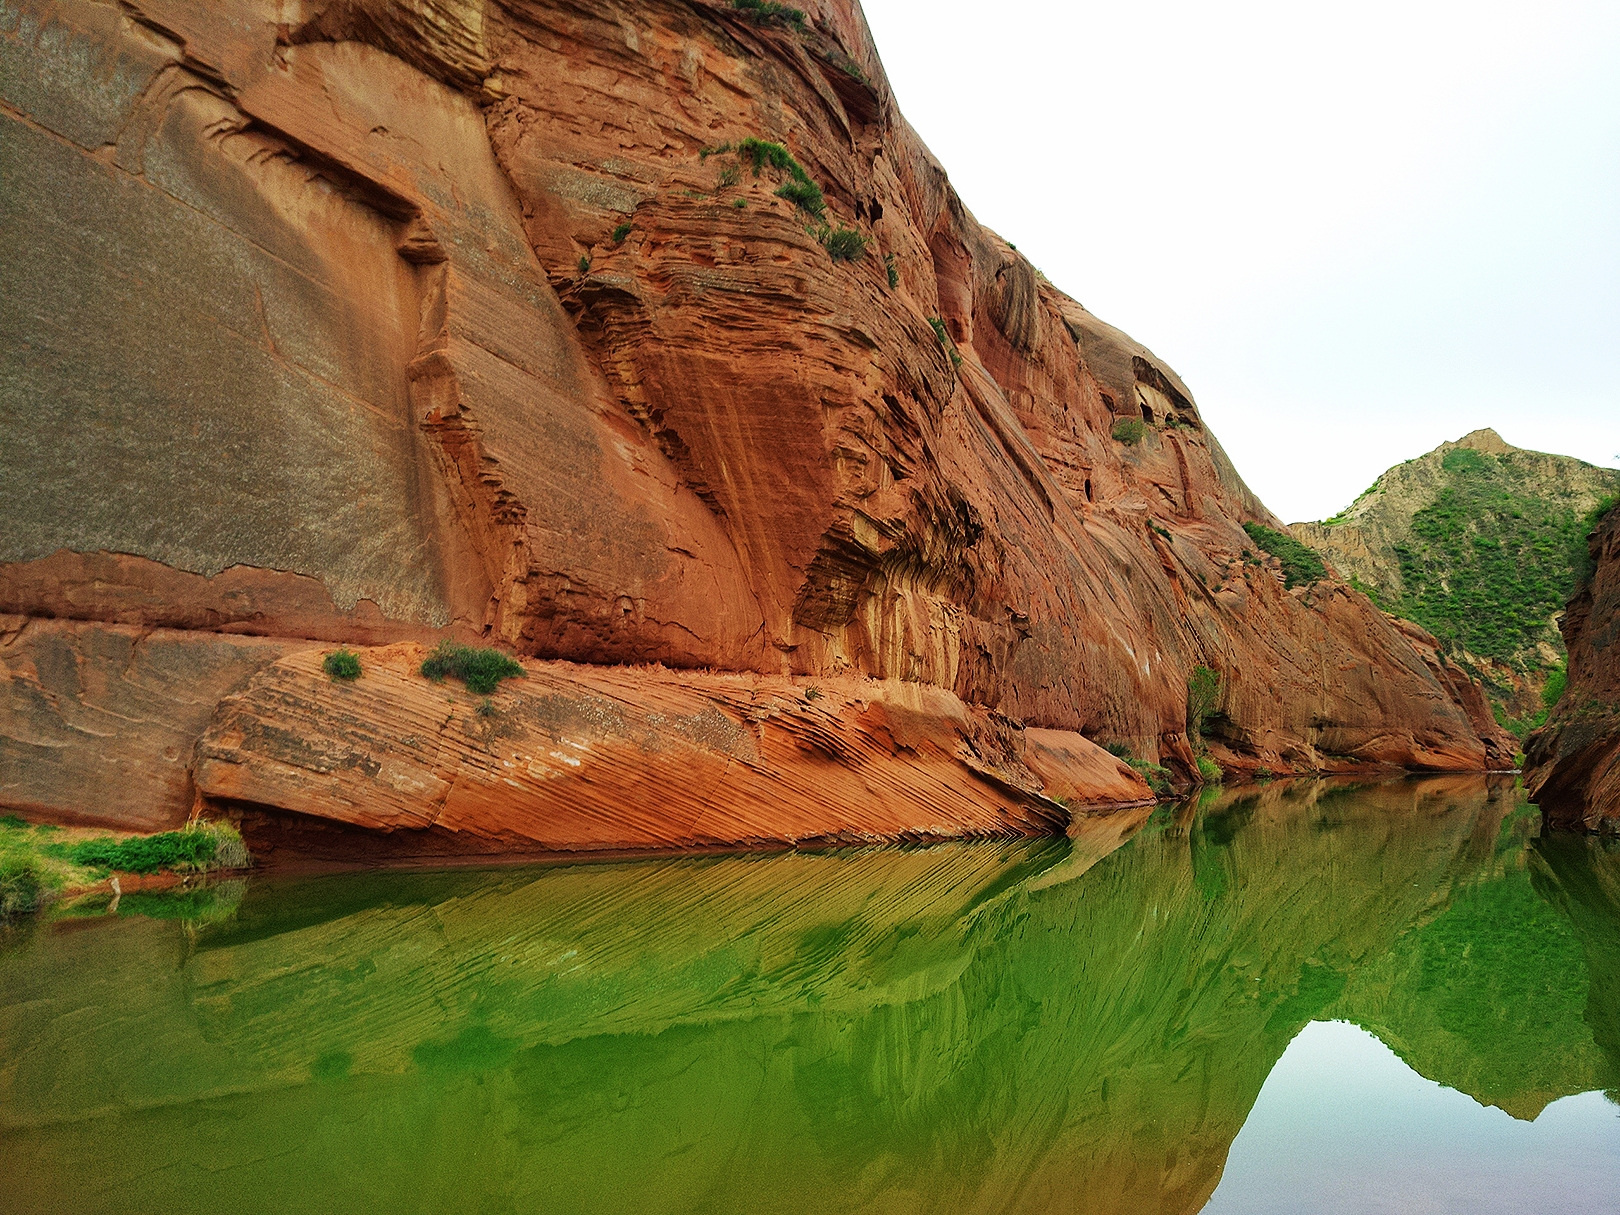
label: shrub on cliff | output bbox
[1196,755,1223,784]
[1111,417,1148,445]
[421,641,524,695]
[821,227,866,262]
[775,177,825,218]
[927,317,962,367]
[737,137,798,177]
[1242,522,1328,589]
[731,0,806,32]
[323,649,361,681]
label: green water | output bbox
[2,777,1618,1214]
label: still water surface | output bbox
[2,777,1618,1213]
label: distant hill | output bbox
[1293,429,1620,738]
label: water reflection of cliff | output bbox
[2,777,1617,1215]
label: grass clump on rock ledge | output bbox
[421,641,525,695]
[821,226,866,262]
[731,0,806,31]
[323,648,361,681]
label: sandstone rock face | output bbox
[1525,506,1620,829]
[0,0,1504,844]
[195,644,1148,855]
[0,618,290,829]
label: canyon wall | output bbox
[1525,505,1620,829]
[1,0,1502,848]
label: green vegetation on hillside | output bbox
[1242,522,1328,588]
[1386,448,1592,664]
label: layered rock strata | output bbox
[196,644,1143,855]
[1525,505,1620,829]
[0,0,1504,848]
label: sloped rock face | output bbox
[1525,506,1620,829]
[0,0,1501,843]
[195,644,1147,856]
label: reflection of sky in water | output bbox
[1206,1020,1620,1214]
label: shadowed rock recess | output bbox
[0,0,1504,851]
[1525,504,1620,830]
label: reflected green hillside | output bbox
[1,779,1615,1215]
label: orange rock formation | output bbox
[0,0,1503,852]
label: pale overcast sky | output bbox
[863,0,1620,523]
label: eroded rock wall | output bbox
[0,0,1504,842]
[1526,506,1620,829]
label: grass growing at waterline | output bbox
[0,816,250,920]
[1104,744,1171,796]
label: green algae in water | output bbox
[2,780,1619,1214]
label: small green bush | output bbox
[884,252,898,289]
[822,226,866,261]
[732,0,806,31]
[1111,417,1148,445]
[738,137,799,177]
[577,255,591,273]
[732,197,748,208]
[0,852,45,919]
[1196,755,1223,784]
[927,317,962,367]
[775,177,825,217]
[420,641,525,695]
[1242,521,1328,588]
[717,164,740,189]
[611,222,632,242]
[1,814,27,829]
[323,649,361,681]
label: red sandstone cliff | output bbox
[0,0,1502,850]
[1525,505,1620,829]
